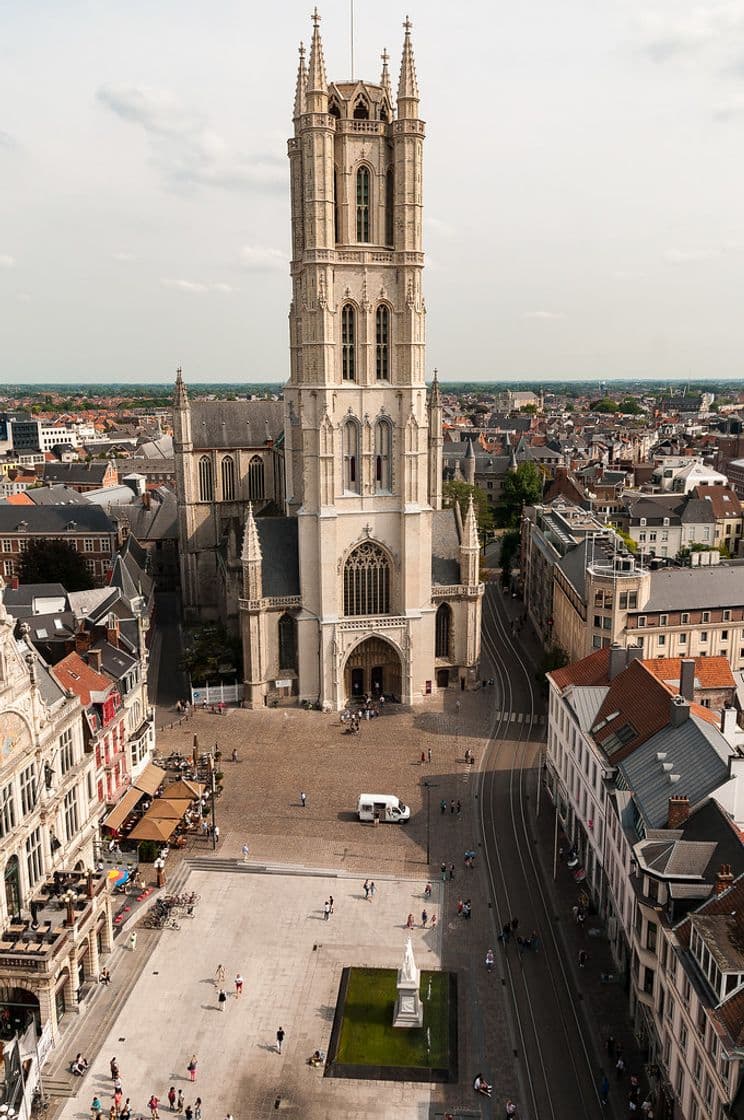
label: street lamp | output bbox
[423,781,430,865]
[63,890,76,927]
[153,857,165,889]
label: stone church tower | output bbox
[237,12,483,708]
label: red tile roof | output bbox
[52,651,113,706]
[643,656,735,691]
[549,647,610,690]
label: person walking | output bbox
[176,1092,184,1114]
[119,1101,131,1120]
[241,844,250,862]
[420,751,426,765]
[215,964,225,988]
[184,1107,193,1120]
[406,913,414,929]
[300,791,306,808]
[110,1058,119,1081]
[421,909,428,928]
[449,863,455,880]
[91,1098,103,1120]
[427,748,432,764]
[440,861,447,882]
[187,1056,197,1083]
[276,1027,285,1054]
[369,881,376,899]
[455,699,461,715]
[363,879,369,900]
[235,973,244,997]
[485,948,495,972]
[148,1095,160,1120]
[218,987,227,1011]
[440,799,447,815]
[193,1101,202,1120]
[167,1088,176,1111]
[424,882,432,899]
[329,895,334,914]
[578,949,588,968]
[323,900,330,920]
[599,1073,609,1106]
[128,932,137,952]
[113,1088,123,1113]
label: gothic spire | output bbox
[294,42,308,118]
[397,15,419,115]
[463,494,479,552]
[380,48,391,99]
[430,367,441,407]
[241,503,263,565]
[174,365,188,410]
[307,8,327,95]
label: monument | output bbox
[393,937,424,1028]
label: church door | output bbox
[351,668,364,697]
[371,666,384,695]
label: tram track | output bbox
[477,582,601,1120]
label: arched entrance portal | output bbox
[344,637,402,702]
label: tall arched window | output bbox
[385,168,394,245]
[221,455,236,501]
[356,166,370,242]
[342,419,360,493]
[376,305,390,381]
[344,542,390,616]
[278,613,297,671]
[342,304,356,381]
[247,455,264,501]
[374,419,392,492]
[198,456,213,502]
[353,97,369,120]
[435,603,452,659]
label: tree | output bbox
[501,462,544,527]
[18,539,95,591]
[442,481,494,535]
[590,398,619,414]
[499,528,520,587]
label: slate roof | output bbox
[2,584,67,611]
[90,638,137,680]
[43,462,113,486]
[25,485,87,506]
[431,509,461,585]
[108,490,178,542]
[617,715,731,829]
[0,505,115,534]
[566,685,609,730]
[636,565,744,613]
[67,587,121,621]
[254,518,300,597]
[35,655,66,709]
[190,400,284,450]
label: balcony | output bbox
[0,871,108,975]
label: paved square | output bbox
[58,867,445,1120]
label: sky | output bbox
[1,0,743,385]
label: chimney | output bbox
[679,658,696,702]
[720,705,738,741]
[609,643,626,681]
[88,648,102,673]
[670,695,690,727]
[715,864,734,896]
[626,644,644,665]
[142,491,151,510]
[74,630,92,655]
[107,620,120,649]
[667,795,690,829]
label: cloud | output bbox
[239,245,287,272]
[713,93,744,120]
[112,251,136,262]
[0,131,19,151]
[424,216,456,238]
[97,84,285,193]
[663,243,743,263]
[633,3,744,63]
[0,254,15,268]
[522,310,565,320]
[160,278,236,294]
[16,292,30,303]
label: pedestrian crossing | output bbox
[493,711,546,725]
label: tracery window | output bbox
[376,305,390,380]
[278,613,297,671]
[435,603,452,659]
[385,168,394,245]
[221,456,236,501]
[356,166,370,242]
[374,419,392,492]
[343,542,390,616]
[198,455,213,502]
[247,456,264,501]
[342,419,360,493]
[342,304,356,381]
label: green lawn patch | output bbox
[326,967,457,1083]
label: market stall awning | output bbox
[133,762,166,797]
[102,787,143,832]
[164,779,206,800]
[128,816,178,843]
[145,798,191,820]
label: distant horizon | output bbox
[0,374,740,392]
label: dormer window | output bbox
[690,923,744,1003]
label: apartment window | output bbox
[662,531,669,542]
[693,1053,702,1087]
[723,609,732,621]
[629,591,638,609]
[680,1023,688,1053]
[59,727,74,774]
[647,920,658,952]
[702,611,710,623]
[675,1062,684,1099]
[649,531,657,542]
[619,592,628,609]
[683,976,691,1003]
[700,631,708,643]
[660,614,668,626]
[639,532,647,543]
[681,612,690,624]
[658,634,666,646]
[1,540,11,553]
[638,616,646,628]
[100,538,110,552]
[83,538,95,553]
[643,966,655,995]
[721,630,729,642]
[679,632,687,644]
[25,826,43,887]
[63,787,79,842]
[19,764,37,815]
[0,784,17,837]
[3,561,13,577]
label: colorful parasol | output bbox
[107,868,130,888]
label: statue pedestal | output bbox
[393,936,424,1028]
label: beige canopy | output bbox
[145,798,191,820]
[102,787,143,832]
[134,762,167,796]
[128,816,178,843]
[164,779,206,800]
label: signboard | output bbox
[274,679,292,689]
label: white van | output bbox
[357,794,410,823]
